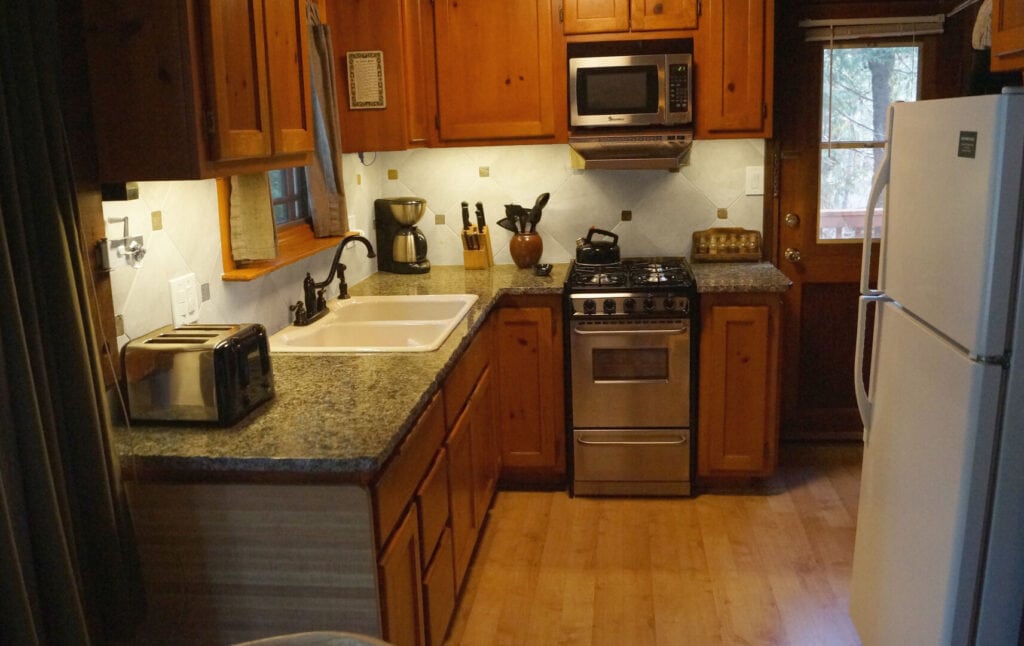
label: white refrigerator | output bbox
[851,90,1024,645]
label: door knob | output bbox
[784,212,801,228]
[784,247,802,263]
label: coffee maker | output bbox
[374,197,431,274]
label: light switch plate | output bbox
[745,166,765,196]
[169,273,200,326]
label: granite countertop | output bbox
[117,260,789,483]
[115,264,567,483]
[691,261,792,293]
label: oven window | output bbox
[592,348,669,381]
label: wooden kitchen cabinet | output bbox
[494,295,566,484]
[991,0,1024,72]
[563,0,698,34]
[432,0,566,142]
[694,0,774,139]
[379,507,426,646]
[83,0,314,181]
[698,292,782,479]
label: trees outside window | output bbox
[818,45,919,241]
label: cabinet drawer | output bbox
[423,528,456,646]
[417,449,450,568]
[444,321,491,429]
[374,392,446,549]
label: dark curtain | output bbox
[0,1,144,644]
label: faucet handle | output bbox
[289,300,308,326]
[337,263,350,300]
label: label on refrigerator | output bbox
[957,131,977,158]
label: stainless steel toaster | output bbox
[123,323,275,425]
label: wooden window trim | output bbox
[217,178,348,282]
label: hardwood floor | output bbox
[446,443,863,646]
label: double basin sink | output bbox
[269,294,478,353]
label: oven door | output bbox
[570,318,690,429]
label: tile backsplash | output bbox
[104,140,763,345]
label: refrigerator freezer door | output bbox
[877,94,1024,357]
[850,302,1003,644]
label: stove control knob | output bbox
[663,297,676,310]
[623,298,637,313]
[642,296,656,312]
[603,299,617,314]
[583,299,596,314]
[680,297,690,314]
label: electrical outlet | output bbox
[200,282,211,302]
[151,210,163,230]
[169,273,200,326]
[745,166,765,196]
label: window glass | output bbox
[269,167,310,227]
[818,45,919,242]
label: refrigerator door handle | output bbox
[860,103,897,296]
[855,293,890,439]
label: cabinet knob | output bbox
[653,2,664,13]
[784,247,802,263]
[784,212,801,229]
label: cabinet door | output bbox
[263,0,314,155]
[434,0,557,140]
[631,0,698,31]
[422,528,456,646]
[201,0,273,160]
[378,507,426,646]
[698,300,780,477]
[470,366,499,522]
[563,0,630,33]
[446,407,475,589]
[991,0,1024,72]
[494,305,565,480]
[695,0,773,138]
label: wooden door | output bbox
[433,0,557,140]
[991,0,1024,71]
[698,296,780,476]
[631,0,698,31]
[446,407,475,589]
[263,0,314,155]
[379,508,426,646]
[494,303,565,480]
[694,0,773,138]
[563,0,630,33]
[201,0,273,160]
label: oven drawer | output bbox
[573,428,691,496]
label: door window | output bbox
[818,45,920,242]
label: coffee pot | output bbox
[373,197,431,274]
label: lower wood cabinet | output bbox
[494,295,565,484]
[698,292,782,478]
[379,508,426,646]
[421,529,456,646]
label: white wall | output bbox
[104,140,763,344]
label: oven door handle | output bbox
[576,435,688,446]
[572,327,687,336]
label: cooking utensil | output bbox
[576,227,620,264]
[496,216,517,233]
[527,192,550,233]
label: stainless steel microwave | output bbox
[569,53,692,128]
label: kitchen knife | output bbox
[475,202,486,231]
[461,202,472,231]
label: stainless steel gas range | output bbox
[565,257,698,496]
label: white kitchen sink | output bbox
[269,294,478,353]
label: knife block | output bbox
[462,225,493,270]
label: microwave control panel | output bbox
[668,63,689,113]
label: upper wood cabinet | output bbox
[563,0,698,34]
[433,0,564,142]
[83,0,314,181]
[991,0,1024,72]
[698,293,782,479]
[694,0,774,139]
